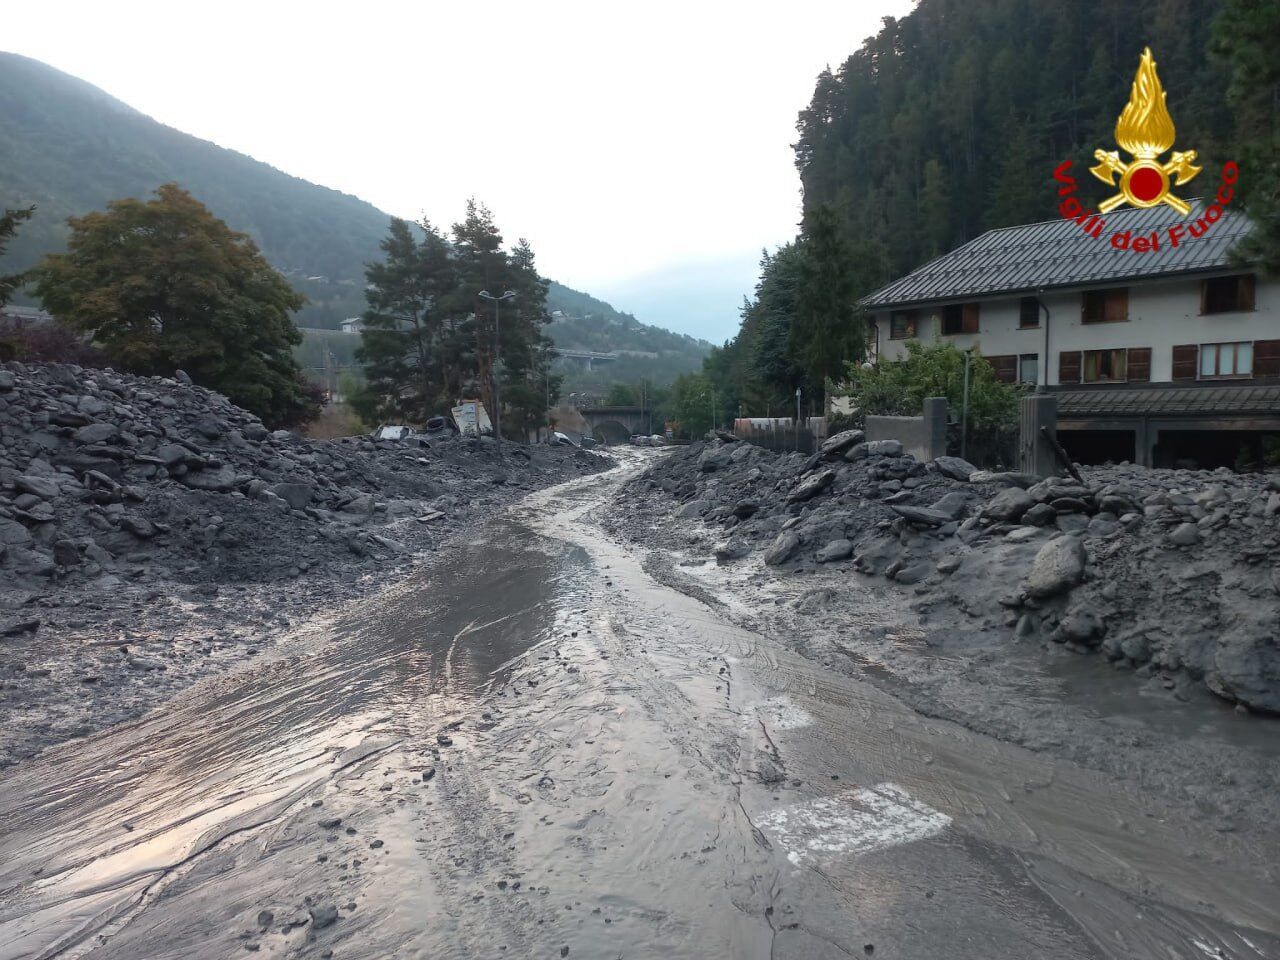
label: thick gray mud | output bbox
[0,456,1276,959]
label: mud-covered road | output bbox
[1,455,1277,960]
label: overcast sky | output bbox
[6,0,911,343]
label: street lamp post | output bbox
[478,290,516,456]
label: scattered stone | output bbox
[982,488,1034,523]
[764,531,801,566]
[932,456,977,481]
[819,429,865,458]
[787,469,836,504]
[309,905,339,929]
[816,539,854,563]
[1169,522,1200,546]
[890,505,951,528]
[1024,536,1086,598]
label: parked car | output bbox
[630,434,651,446]
[551,431,579,447]
[374,424,416,441]
[648,434,666,446]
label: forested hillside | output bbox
[0,51,704,375]
[795,0,1233,279]
[693,0,1276,427]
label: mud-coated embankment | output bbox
[603,436,1280,841]
[0,361,608,767]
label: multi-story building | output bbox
[862,201,1279,468]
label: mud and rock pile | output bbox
[0,361,605,593]
[625,431,1280,712]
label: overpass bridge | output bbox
[552,348,618,370]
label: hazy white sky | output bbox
[6,0,910,341]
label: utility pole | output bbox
[478,290,516,457]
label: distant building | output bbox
[339,317,364,335]
[861,201,1279,469]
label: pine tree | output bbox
[790,206,863,403]
[0,206,35,308]
[1212,0,1280,273]
[356,217,459,423]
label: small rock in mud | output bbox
[309,904,339,929]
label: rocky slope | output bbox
[618,432,1280,713]
[0,361,607,766]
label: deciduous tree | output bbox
[34,185,316,427]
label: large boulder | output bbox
[1024,536,1086,598]
[865,439,904,458]
[787,469,836,504]
[73,422,117,445]
[15,475,59,500]
[698,445,734,473]
[930,492,970,521]
[819,429,865,458]
[815,538,854,563]
[271,482,314,511]
[891,504,951,528]
[177,465,240,493]
[764,531,801,566]
[0,518,33,547]
[932,456,977,481]
[982,487,1034,522]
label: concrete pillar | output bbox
[922,396,947,460]
[1019,394,1058,477]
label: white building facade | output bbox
[862,202,1280,468]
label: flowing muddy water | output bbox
[0,457,1276,959]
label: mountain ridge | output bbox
[0,50,710,379]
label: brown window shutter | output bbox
[985,354,1017,383]
[1059,351,1082,384]
[1127,347,1151,382]
[1105,288,1129,322]
[1240,274,1256,311]
[1171,344,1199,380]
[1255,339,1280,378]
[962,303,980,334]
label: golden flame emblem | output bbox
[1090,47,1201,215]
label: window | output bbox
[1202,275,1256,314]
[889,310,918,340]
[1082,348,1128,383]
[1199,341,1254,378]
[940,303,979,335]
[1019,297,1040,329]
[1018,354,1039,384]
[1082,288,1129,323]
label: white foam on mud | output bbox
[750,695,813,731]
[757,782,951,865]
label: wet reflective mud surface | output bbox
[1,461,1277,959]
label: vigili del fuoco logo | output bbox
[1051,47,1239,253]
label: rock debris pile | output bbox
[626,430,1280,712]
[0,361,604,594]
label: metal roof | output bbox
[1056,384,1280,419]
[863,200,1254,311]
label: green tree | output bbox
[0,206,35,307]
[671,372,716,439]
[790,205,864,401]
[356,217,460,423]
[500,238,561,439]
[1211,0,1280,273]
[606,382,637,405]
[849,339,1020,430]
[34,184,316,427]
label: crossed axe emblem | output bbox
[1090,149,1201,215]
